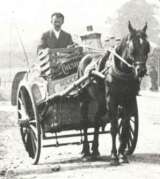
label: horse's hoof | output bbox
[82,152,91,160]
[110,159,120,166]
[81,144,90,155]
[82,154,91,161]
[91,151,100,160]
[110,154,120,166]
[92,150,100,156]
[118,153,129,164]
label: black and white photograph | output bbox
[0,0,160,178]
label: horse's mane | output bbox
[115,35,128,55]
[114,37,127,71]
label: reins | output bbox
[81,45,134,69]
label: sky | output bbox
[0,0,129,50]
[0,0,159,54]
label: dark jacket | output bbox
[37,30,73,51]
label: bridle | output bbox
[124,35,149,68]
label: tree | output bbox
[108,0,160,45]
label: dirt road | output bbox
[0,92,160,179]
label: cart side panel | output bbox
[41,96,97,132]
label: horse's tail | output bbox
[77,54,93,78]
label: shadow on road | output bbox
[130,153,160,164]
[15,155,115,176]
[42,155,111,165]
[8,154,160,177]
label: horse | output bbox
[105,21,150,165]
[77,21,150,165]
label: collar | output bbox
[52,29,61,39]
[111,56,135,81]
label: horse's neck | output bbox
[114,45,132,73]
[114,47,124,71]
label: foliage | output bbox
[108,0,160,45]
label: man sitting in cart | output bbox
[37,12,73,51]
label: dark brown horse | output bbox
[78,21,150,165]
[105,21,150,165]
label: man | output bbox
[37,12,73,51]
[149,66,158,91]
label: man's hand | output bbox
[43,48,50,54]
[67,43,79,48]
[37,48,50,56]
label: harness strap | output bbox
[81,45,134,69]
[109,55,135,81]
[108,49,133,68]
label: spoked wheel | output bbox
[17,86,41,164]
[117,97,139,155]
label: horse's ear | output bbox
[128,21,134,33]
[142,22,147,33]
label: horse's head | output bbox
[116,21,150,78]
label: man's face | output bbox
[51,16,64,31]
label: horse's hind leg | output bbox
[91,101,105,158]
[91,119,100,158]
[80,101,90,157]
[82,128,90,158]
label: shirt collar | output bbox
[52,29,61,39]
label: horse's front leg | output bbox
[118,106,130,163]
[118,123,129,163]
[110,104,119,166]
[80,101,90,158]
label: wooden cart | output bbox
[12,47,138,164]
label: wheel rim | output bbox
[17,87,41,164]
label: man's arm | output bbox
[37,33,48,53]
[68,34,73,45]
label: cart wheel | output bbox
[118,98,138,155]
[17,87,41,164]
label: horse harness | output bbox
[104,53,140,99]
